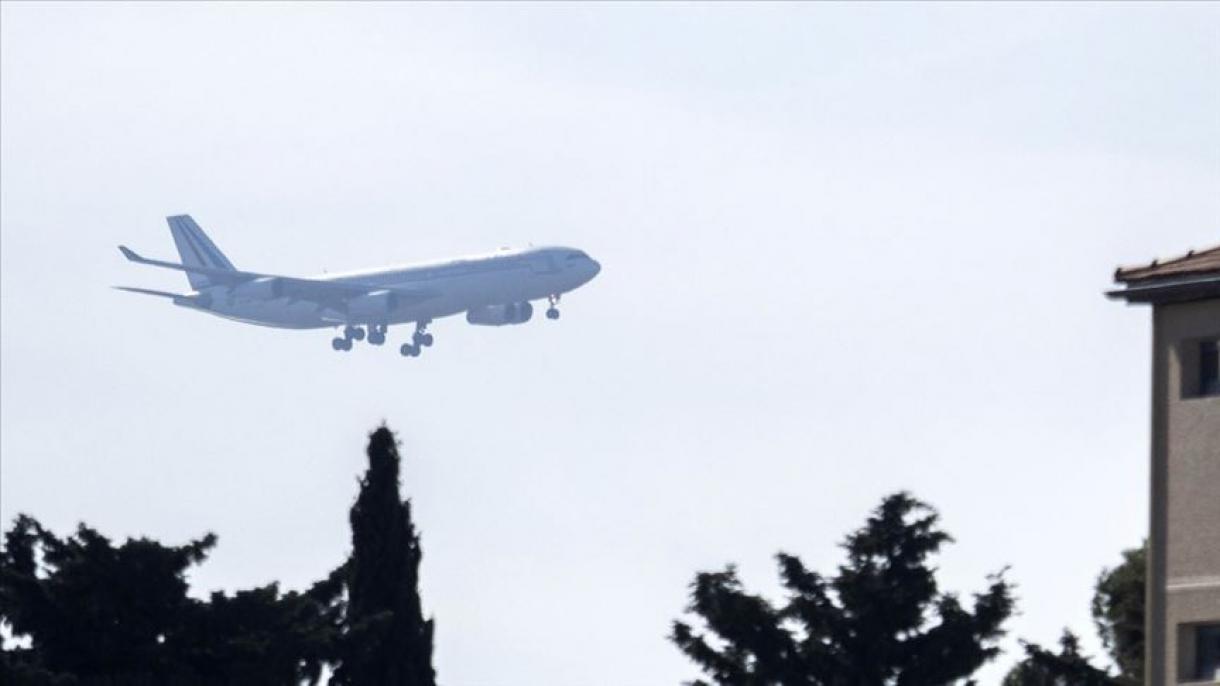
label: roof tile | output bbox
[1114,243,1220,283]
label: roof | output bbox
[1114,244,1220,283]
[1109,242,1220,305]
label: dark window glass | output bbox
[1196,624,1220,681]
[1202,339,1220,397]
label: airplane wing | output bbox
[118,246,438,308]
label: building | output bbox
[1110,245,1220,685]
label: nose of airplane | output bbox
[590,259,602,278]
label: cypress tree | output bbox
[332,426,435,686]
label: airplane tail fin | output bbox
[166,215,235,290]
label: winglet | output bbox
[118,245,143,262]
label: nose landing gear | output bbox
[546,294,561,320]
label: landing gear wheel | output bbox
[412,321,433,348]
[332,337,352,352]
[345,325,365,342]
[368,331,385,346]
[400,343,421,358]
[546,307,560,320]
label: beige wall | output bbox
[1151,298,1220,686]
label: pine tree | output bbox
[0,516,340,685]
[0,515,216,683]
[671,492,1014,685]
[331,426,435,686]
[1003,631,1125,686]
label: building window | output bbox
[1202,339,1220,397]
[1182,338,1220,399]
[1195,624,1220,681]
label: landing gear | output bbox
[332,324,364,352]
[367,324,386,346]
[396,321,432,358]
[546,294,561,320]
[412,321,434,348]
[331,320,433,357]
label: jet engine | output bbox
[230,276,283,300]
[466,302,533,326]
[346,289,400,319]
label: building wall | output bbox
[1151,298,1220,685]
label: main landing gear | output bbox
[331,321,434,358]
[331,325,364,352]
[367,324,387,346]
[331,324,383,352]
[546,294,561,320]
[399,321,434,358]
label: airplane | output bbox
[117,215,601,357]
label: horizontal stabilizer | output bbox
[118,245,243,280]
[113,286,182,299]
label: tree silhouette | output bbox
[671,492,1014,686]
[0,516,341,685]
[330,426,435,686]
[1092,543,1145,682]
[1,425,438,685]
[1002,631,1124,686]
[1002,541,1146,685]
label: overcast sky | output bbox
[2,3,1218,684]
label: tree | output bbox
[1000,541,1146,684]
[0,515,216,684]
[177,575,345,685]
[0,516,341,685]
[330,426,435,686]
[671,492,1014,685]
[1002,631,1123,686]
[1092,543,1145,682]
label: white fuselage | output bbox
[179,246,601,329]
